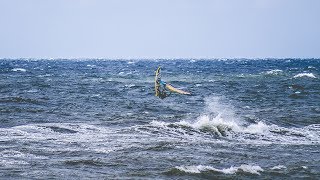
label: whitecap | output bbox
[293,73,316,78]
[0,159,29,167]
[175,164,264,175]
[150,96,267,137]
[307,66,316,69]
[270,165,286,170]
[265,69,283,75]
[181,96,268,135]
[243,121,269,134]
[124,84,136,88]
[12,68,27,72]
[86,64,96,67]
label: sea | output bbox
[0,58,319,179]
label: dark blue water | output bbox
[0,59,319,179]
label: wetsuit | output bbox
[158,80,170,99]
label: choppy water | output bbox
[0,59,319,179]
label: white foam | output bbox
[124,84,135,88]
[148,96,320,145]
[265,69,283,75]
[181,96,268,135]
[175,165,209,173]
[86,64,96,67]
[151,97,241,136]
[307,66,316,69]
[243,121,269,134]
[0,122,152,157]
[153,96,260,136]
[176,164,264,175]
[149,120,167,127]
[270,165,286,170]
[0,150,26,158]
[12,68,27,72]
[293,73,316,78]
[0,150,48,160]
[0,159,29,167]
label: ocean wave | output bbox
[0,123,146,156]
[148,120,320,145]
[146,96,320,145]
[174,164,264,175]
[177,96,268,136]
[293,73,316,78]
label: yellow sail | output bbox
[165,84,191,95]
[155,67,161,96]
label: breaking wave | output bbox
[144,96,320,145]
[293,73,316,78]
[173,164,264,175]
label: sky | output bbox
[0,0,319,59]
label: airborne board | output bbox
[165,83,191,95]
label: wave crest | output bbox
[293,73,316,78]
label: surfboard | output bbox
[165,83,191,95]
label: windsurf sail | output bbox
[155,67,161,96]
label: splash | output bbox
[179,96,268,136]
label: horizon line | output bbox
[1,57,320,61]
